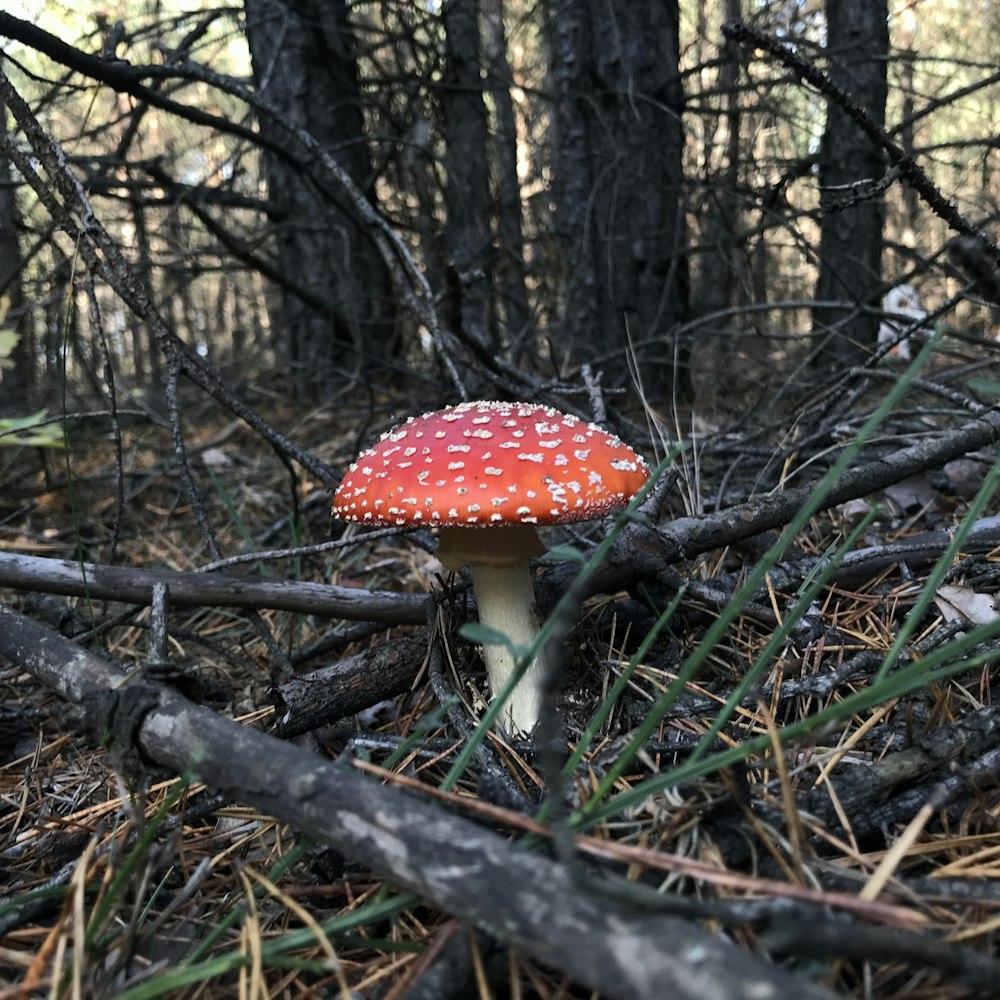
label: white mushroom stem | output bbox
[466,559,546,736]
[437,524,547,736]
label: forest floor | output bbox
[4,356,1000,999]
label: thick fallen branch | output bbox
[0,603,837,1000]
[0,552,427,624]
[659,410,1000,558]
[275,634,428,735]
[539,411,1000,605]
[802,705,1000,841]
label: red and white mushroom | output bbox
[332,400,650,735]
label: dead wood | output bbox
[275,634,428,736]
[538,412,1000,608]
[6,411,997,640]
[0,602,839,1000]
[0,551,427,624]
[803,705,1000,841]
[655,410,1000,560]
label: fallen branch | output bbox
[0,602,838,1000]
[275,634,428,735]
[0,552,427,624]
[539,411,1000,605]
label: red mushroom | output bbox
[332,400,650,735]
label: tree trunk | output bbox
[811,0,889,368]
[482,1,532,359]
[895,1,921,239]
[548,0,688,405]
[243,0,397,399]
[442,0,496,355]
[692,0,744,385]
[0,53,32,411]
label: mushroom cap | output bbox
[332,400,650,528]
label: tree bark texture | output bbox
[442,0,496,355]
[0,551,428,624]
[0,602,840,1000]
[243,0,397,398]
[692,0,744,372]
[548,0,689,403]
[276,634,428,735]
[0,52,31,410]
[812,0,889,367]
[482,1,532,355]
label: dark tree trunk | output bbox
[811,0,889,368]
[896,1,920,237]
[482,1,532,359]
[126,172,164,393]
[548,0,688,404]
[441,0,496,355]
[0,54,32,410]
[243,0,397,399]
[693,0,744,383]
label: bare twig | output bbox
[723,21,1000,265]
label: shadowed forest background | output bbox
[4,0,998,419]
[4,1,1000,998]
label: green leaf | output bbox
[967,377,1000,397]
[544,543,587,563]
[0,328,19,359]
[0,409,64,448]
[459,621,528,657]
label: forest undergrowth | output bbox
[5,341,1000,1000]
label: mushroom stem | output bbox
[467,559,546,735]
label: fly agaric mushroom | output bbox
[332,400,650,735]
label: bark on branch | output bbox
[0,603,837,1000]
[0,552,428,624]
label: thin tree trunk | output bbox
[811,0,889,368]
[0,53,31,410]
[127,175,164,392]
[896,1,920,237]
[442,0,496,355]
[482,1,532,358]
[693,0,744,383]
